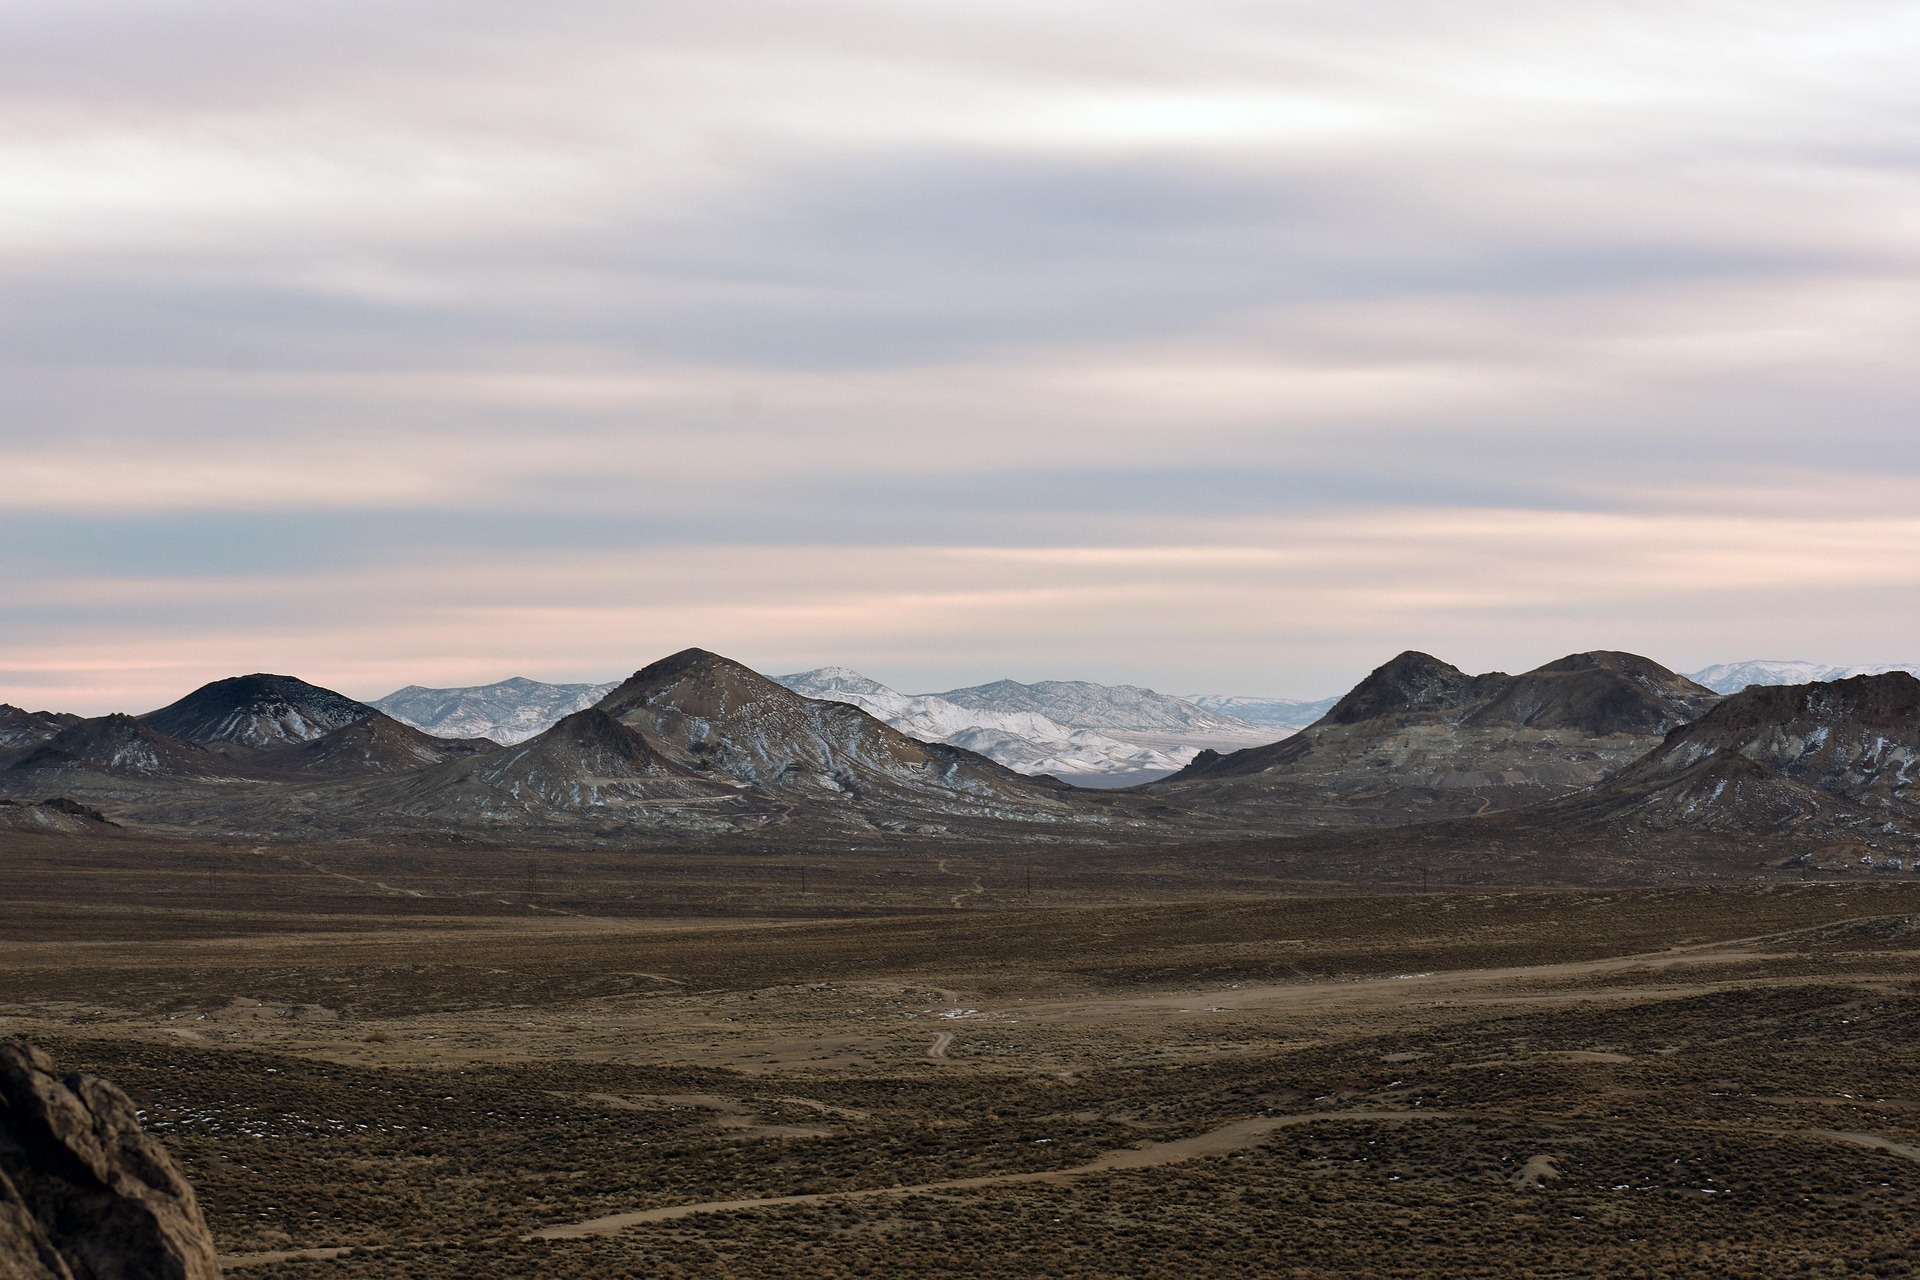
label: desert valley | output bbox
[9,648,1920,1277]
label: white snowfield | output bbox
[775,668,1279,784]
[1687,661,1920,695]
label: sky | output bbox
[4,0,1920,712]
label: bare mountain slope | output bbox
[1152,650,1719,824]
[372,707,747,828]
[1603,672,1920,812]
[0,704,82,748]
[1210,672,1920,884]
[2,714,237,786]
[272,713,496,778]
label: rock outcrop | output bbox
[0,1041,219,1280]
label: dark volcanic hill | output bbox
[272,712,496,778]
[143,673,374,750]
[591,649,1092,831]
[1203,672,1920,885]
[0,704,82,748]
[1151,650,1720,824]
[373,707,745,828]
[2,714,234,785]
[1606,672,1920,808]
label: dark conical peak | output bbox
[597,648,789,715]
[144,673,374,748]
[1325,651,1488,725]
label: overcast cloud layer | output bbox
[4,0,1919,711]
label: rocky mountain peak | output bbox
[1323,651,1489,726]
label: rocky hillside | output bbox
[595,650,1094,832]
[0,1041,220,1280]
[2,714,236,785]
[0,705,82,749]
[1153,650,1721,823]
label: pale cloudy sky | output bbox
[4,0,1919,711]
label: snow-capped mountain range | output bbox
[1182,694,1341,729]
[1685,661,1920,695]
[374,677,619,745]
[774,669,1276,784]
[372,668,1288,784]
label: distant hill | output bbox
[1182,694,1339,730]
[1153,650,1720,823]
[373,677,620,744]
[1687,660,1920,694]
[932,678,1258,737]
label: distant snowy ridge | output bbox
[1686,661,1920,695]
[374,677,620,744]
[932,678,1258,736]
[1183,694,1339,730]
[774,668,1266,783]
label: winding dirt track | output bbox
[528,1111,1451,1240]
[927,1031,953,1059]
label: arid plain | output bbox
[8,831,1920,1279]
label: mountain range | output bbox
[373,677,621,744]
[371,669,1279,784]
[772,669,1272,785]
[1684,660,1920,694]
[6,646,1920,881]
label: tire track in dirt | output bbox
[528,1110,1454,1239]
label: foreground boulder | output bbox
[0,1042,219,1279]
